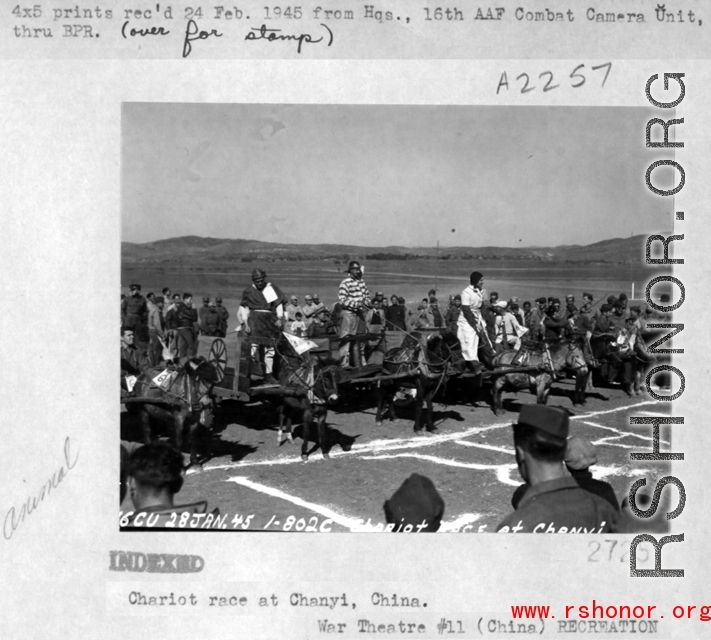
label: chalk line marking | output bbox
[636,411,671,417]
[226,476,484,532]
[592,464,658,481]
[203,422,511,472]
[581,420,669,445]
[570,400,656,420]
[361,453,521,486]
[439,514,482,532]
[226,476,374,531]
[455,440,514,455]
[201,400,657,474]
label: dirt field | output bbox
[120,258,672,532]
[120,376,671,533]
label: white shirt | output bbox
[457,285,483,329]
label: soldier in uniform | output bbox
[202,302,221,337]
[215,296,229,337]
[121,284,149,350]
[120,326,149,397]
[239,268,287,383]
[176,293,199,360]
[579,292,601,326]
[147,295,166,366]
[198,296,211,335]
[497,405,618,533]
[527,297,547,341]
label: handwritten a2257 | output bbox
[497,63,612,94]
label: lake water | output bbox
[122,258,671,322]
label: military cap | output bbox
[215,296,222,302]
[252,268,266,279]
[348,260,361,270]
[129,283,141,290]
[551,297,561,304]
[536,297,547,304]
[375,291,384,297]
[516,405,569,440]
[564,436,598,470]
[583,292,593,299]
[566,294,575,300]
[383,473,444,532]
[202,296,210,302]
[607,295,617,304]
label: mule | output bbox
[375,332,452,434]
[274,349,341,461]
[490,339,589,415]
[131,357,217,467]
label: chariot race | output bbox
[119,256,676,534]
[120,104,678,533]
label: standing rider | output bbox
[338,260,372,367]
[457,271,489,371]
[239,268,287,384]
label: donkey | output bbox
[131,356,217,467]
[490,339,589,415]
[274,348,341,461]
[375,332,453,435]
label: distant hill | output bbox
[122,234,663,265]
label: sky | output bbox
[122,104,675,247]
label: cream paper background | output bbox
[1,12,708,640]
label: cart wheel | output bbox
[208,338,227,382]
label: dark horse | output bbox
[376,332,453,434]
[130,357,217,467]
[274,342,341,461]
[491,339,589,415]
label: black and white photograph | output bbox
[120,102,679,534]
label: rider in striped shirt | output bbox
[338,260,372,367]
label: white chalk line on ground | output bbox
[225,476,369,530]
[203,422,511,472]
[454,440,514,455]
[361,451,657,488]
[201,400,657,474]
[438,514,482,532]
[581,420,669,446]
[360,453,521,486]
[570,400,656,420]
[226,476,483,532]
